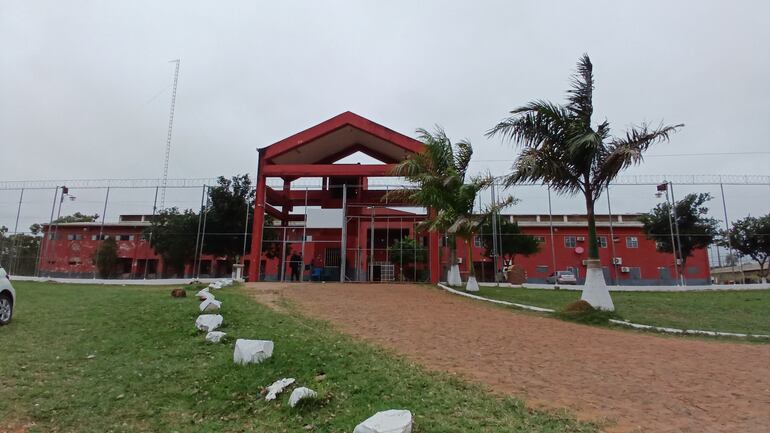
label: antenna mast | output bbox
[159,59,180,210]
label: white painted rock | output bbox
[353,409,412,433]
[195,314,223,332]
[199,298,222,312]
[219,279,234,287]
[288,387,317,407]
[205,331,226,343]
[209,281,223,290]
[265,377,295,401]
[233,339,274,365]
[196,288,214,300]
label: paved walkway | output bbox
[245,282,770,433]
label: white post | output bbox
[339,184,347,283]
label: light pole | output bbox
[48,186,75,277]
[656,182,683,285]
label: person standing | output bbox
[289,251,302,282]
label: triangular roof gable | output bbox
[261,111,424,165]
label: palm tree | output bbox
[388,127,498,290]
[486,54,682,309]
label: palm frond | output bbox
[452,139,473,180]
[592,123,684,196]
[485,100,568,146]
[566,53,594,124]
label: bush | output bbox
[93,237,118,278]
[557,300,618,325]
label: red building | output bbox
[247,111,440,283]
[37,215,229,278]
[35,210,710,285]
[461,213,711,285]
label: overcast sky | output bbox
[1,0,769,229]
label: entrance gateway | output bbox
[248,112,441,283]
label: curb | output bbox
[437,283,555,313]
[436,284,770,339]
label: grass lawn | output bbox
[477,286,770,336]
[0,281,595,433]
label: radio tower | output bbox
[159,59,180,211]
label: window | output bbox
[92,234,110,241]
[567,266,579,278]
[536,265,549,273]
[564,236,576,248]
[626,236,639,248]
[116,234,133,241]
[534,236,546,243]
[597,236,607,248]
[324,248,341,267]
[67,234,83,241]
[473,235,483,248]
[68,257,82,265]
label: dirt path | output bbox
[243,282,770,433]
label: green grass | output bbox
[0,281,596,433]
[477,286,770,336]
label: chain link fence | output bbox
[0,176,768,283]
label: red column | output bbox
[428,208,440,284]
[248,155,267,282]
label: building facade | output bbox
[36,215,231,279]
[36,212,711,285]
[461,213,711,285]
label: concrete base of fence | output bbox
[11,276,222,285]
[477,281,770,292]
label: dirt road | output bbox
[245,282,770,433]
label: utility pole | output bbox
[159,59,180,210]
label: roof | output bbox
[508,213,645,228]
[42,221,150,229]
[261,111,424,165]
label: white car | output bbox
[0,267,16,325]
[546,271,577,285]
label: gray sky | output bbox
[1,0,769,232]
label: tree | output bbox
[93,237,118,278]
[724,214,770,282]
[640,193,719,272]
[202,175,256,262]
[146,207,199,277]
[389,127,505,290]
[487,54,682,309]
[388,127,471,281]
[54,212,99,223]
[388,237,427,281]
[477,218,540,264]
[0,227,42,276]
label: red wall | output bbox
[38,218,711,285]
[455,224,711,285]
[38,224,230,278]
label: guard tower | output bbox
[248,112,440,283]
